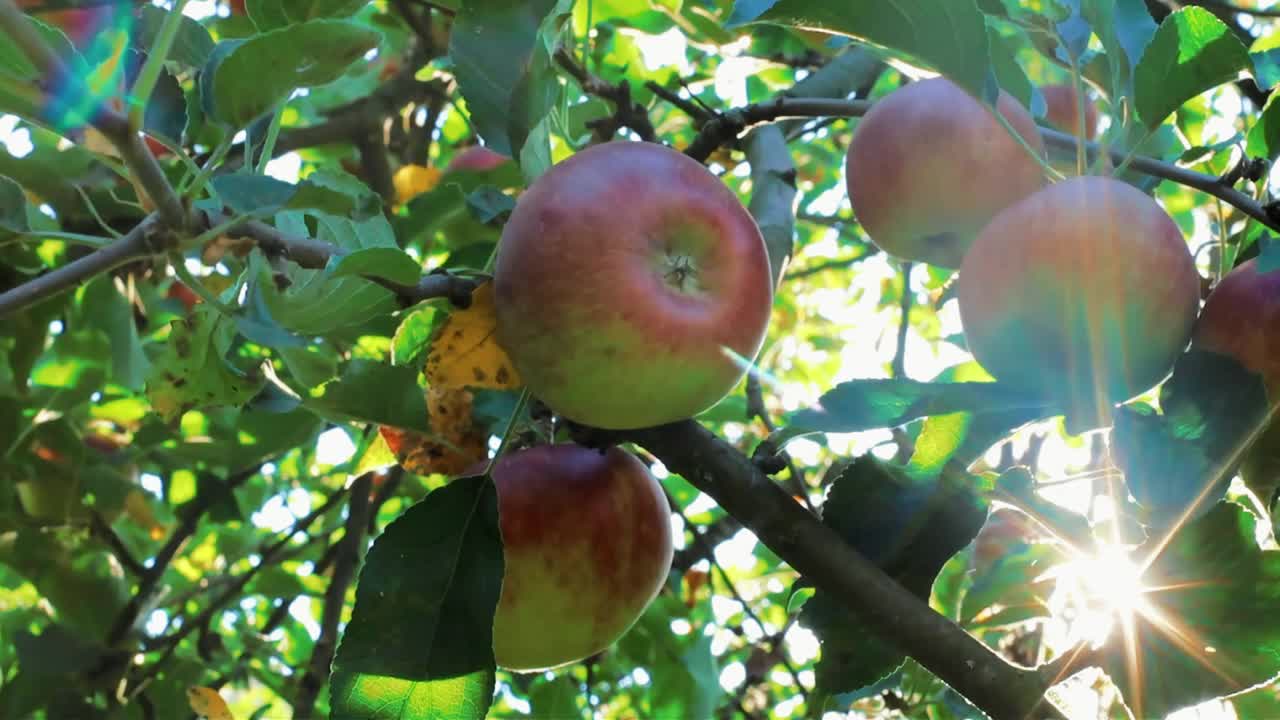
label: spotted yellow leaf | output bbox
[393,164,443,206]
[186,686,233,720]
[424,281,521,391]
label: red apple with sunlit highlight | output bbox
[494,141,773,429]
[845,77,1047,268]
[472,444,673,671]
[957,176,1200,427]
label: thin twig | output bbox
[294,474,373,717]
[892,262,914,379]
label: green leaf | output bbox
[1104,503,1280,718]
[327,247,422,286]
[207,20,380,127]
[1113,351,1268,526]
[253,214,400,335]
[726,0,990,97]
[529,676,582,719]
[145,307,265,422]
[76,276,150,390]
[779,379,1047,445]
[0,174,30,236]
[1247,92,1280,159]
[308,360,430,432]
[247,0,370,30]
[391,304,441,368]
[135,5,215,69]
[212,175,298,214]
[450,0,572,157]
[802,457,988,693]
[464,186,516,225]
[330,476,502,720]
[278,344,339,388]
[1252,32,1280,90]
[1134,7,1253,129]
[13,624,110,676]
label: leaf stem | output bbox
[129,0,189,132]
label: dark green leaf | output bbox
[802,457,988,692]
[465,186,516,225]
[0,174,30,236]
[529,676,581,719]
[727,0,991,97]
[135,5,216,69]
[142,67,188,146]
[208,20,380,127]
[308,360,430,432]
[247,0,370,30]
[330,476,502,720]
[450,0,572,156]
[1134,7,1253,129]
[779,379,1046,445]
[327,247,422,286]
[1104,503,1280,719]
[14,624,110,676]
[212,175,298,215]
[77,276,150,390]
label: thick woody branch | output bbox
[555,49,657,142]
[616,421,1065,720]
[0,211,475,318]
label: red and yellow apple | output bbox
[493,141,773,429]
[1192,259,1280,500]
[476,444,673,671]
[845,77,1047,268]
[445,145,509,174]
[957,176,1200,427]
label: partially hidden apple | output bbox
[1192,259,1280,502]
[445,145,509,174]
[1040,83,1100,140]
[958,176,1200,427]
[845,77,1047,268]
[493,141,773,429]
[474,444,673,671]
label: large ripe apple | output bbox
[1192,259,1280,502]
[477,443,673,671]
[957,176,1200,427]
[845,77,1047,268]
[493,141,773,429]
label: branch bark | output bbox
[680,96,1280,235]
[619,421,1065,720]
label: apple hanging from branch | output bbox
[844,77,1047,268]
[475,444,674,671]
[493,141,773,429]
[957,176,1201,428]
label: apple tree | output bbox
[4,0,1280,718]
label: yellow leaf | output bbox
[425,281,521,391]
[186,686,233,720]
[393,164,443,206]
[379,386,489,476]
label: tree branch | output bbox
[577,421,1066,720]
[892,262,915,379]
[554,48,657,142]
[680,96,1280,234]
[295,474,373,717]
